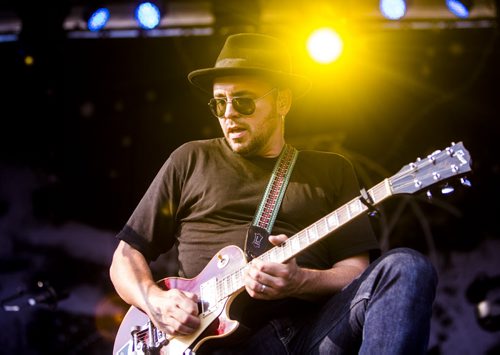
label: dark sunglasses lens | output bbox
[208,97,256,117]
[233,98,255,115]
[209,98,225,117]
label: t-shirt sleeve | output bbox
[116,154,181,261]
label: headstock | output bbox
[390,141,472,195]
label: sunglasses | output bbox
[208,88,277,118]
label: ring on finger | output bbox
[260,284,266,293]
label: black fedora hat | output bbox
[188,33,311,98]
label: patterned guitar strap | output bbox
[244,144,299,260]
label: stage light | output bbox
[379,0,408,20]
[135,1,162,30]
[307,28,343,64]
[446,0,473,18]
[86,7,110,32]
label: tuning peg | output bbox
[460,177,472,187]
[426,190,433,199]
[428,150,441,162]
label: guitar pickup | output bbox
[199,278,218,315]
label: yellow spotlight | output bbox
[307,28,343,64]
[24,55,34,66]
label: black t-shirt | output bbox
[117,138,380,279]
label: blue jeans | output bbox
[211,247,438,355]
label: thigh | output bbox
[290,283,366,354]
[290,248,437,354]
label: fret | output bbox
[220,276,227,297]
[279,246,287,262]
[268,248,277,263]
[224,276,233,295]
[228,277,235,295]
[317,218,328,236]
[370,186,382,203]
[370,179,392,203]
[368,186,378,203]
[307,225,318,241]
[219,278,227,297]
[234,269,243,290]
[347,199,362,217]
[345,204,352,219]
[275,246,284,263]
[314,222,321,238]
[336,206,348,225]
[270,246,278,262]
[273,245,285,262]
[216,280,223,299]
[294,230,304,250]
[326,212,339,231]
[291,235,301,252]
[260,252,271,263]
[303,230,311,245]
[278,245,290,262]
[283,240,293,260]
[223,275,230,296]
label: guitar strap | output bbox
[245,144,298,260]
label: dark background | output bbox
[0,0,499,354]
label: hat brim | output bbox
[188,67,311,98]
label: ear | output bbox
[277,88,292,116]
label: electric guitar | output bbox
[113,141,472,355]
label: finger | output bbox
[173,306,201,330]
[168,289,199,315]
[180,292,200,315]
[247,260,272,286]
[181,290,199,303]
[169,288,197,302]
[259,283,267,293]
[251,280,263,294]
[269,234,288,246]
[249,263,283,294]
[164,314,200,336]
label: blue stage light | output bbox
[135,2,162,30]
[446,0,473,18]
[87,7,110,32]
[380,0,407,20]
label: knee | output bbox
[378,247,438,290]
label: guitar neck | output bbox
[215,178,393,300]
[258,178,393,264]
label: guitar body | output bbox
[113,245,249,355]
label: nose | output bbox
[223,98,239,118]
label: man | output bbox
[110,33,437,354]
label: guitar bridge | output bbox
[115,320,167,355]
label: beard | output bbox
[224,112,281,157]
[225,132,268,157]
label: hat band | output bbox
[215,58,289,73]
